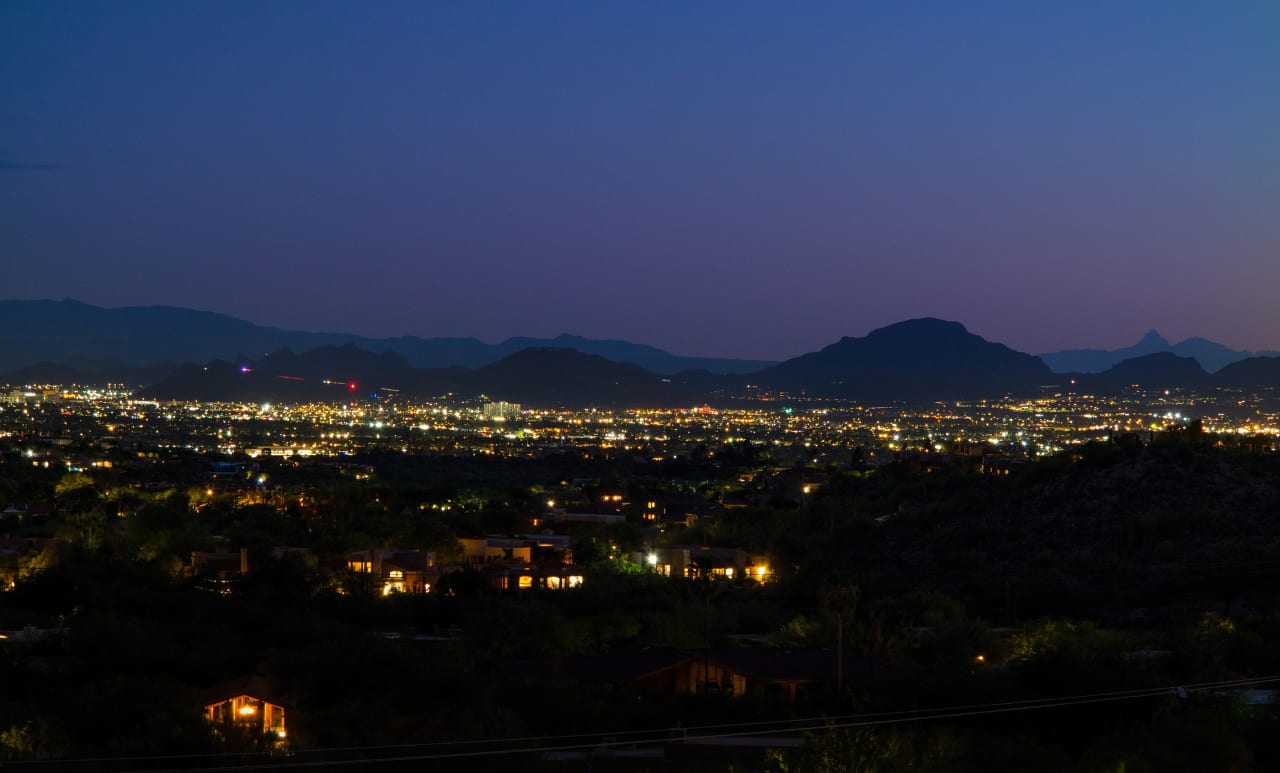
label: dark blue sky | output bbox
[3,1,1277,359]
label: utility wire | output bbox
[44,674,1267,772]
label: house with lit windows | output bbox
[629,545,772,582]
[482,563,586,591]
[201,675,290,745]
[460,534,574,566]
[345,549,437,594]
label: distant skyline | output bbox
[3,2,1277,359]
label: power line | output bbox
[85,675,1277,772]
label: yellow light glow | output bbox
[239,705,256,716]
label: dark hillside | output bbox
[813,437,1280,622]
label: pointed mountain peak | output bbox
[1137,330,1169,348]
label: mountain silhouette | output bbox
[748,318,1053,402]
[144,346,699,408]
[1071,352,1211,393]
[145,345,430,403]
[0,299,771,376]
[1041,330,1276,373]
[11,302,1277,404]
[1213,356,1280,389]
[459,348,698,407]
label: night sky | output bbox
[2,2,1277,359]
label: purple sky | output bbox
[2,1,1277,359]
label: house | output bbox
[760,467,829,505]
[209,461,257,481]
[632,545,771,581]
[544,511,627,526]
[346,549,436,594]
[201,675,291,744]
[459,537,534,566]
[460,534,573,567]
[191,548,249,577]
[636,494,718,528]
[480,564,586,591]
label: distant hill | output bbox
[1054,352,1280,393]
[1071,352,1211,393]
[747,318,1055,402]
[0,299,772,376]
[143,345,700,408]
[1041,330,1278,373]
[490,334,769,376]
[144,345,434,403]
[459,348,699,407]
[1213,356,1280,390]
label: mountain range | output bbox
[0,299,772,375]
[139,321,1280,408]
[143,345,701,407]
[1040,330,1279,374]
[3,300,1278,407]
